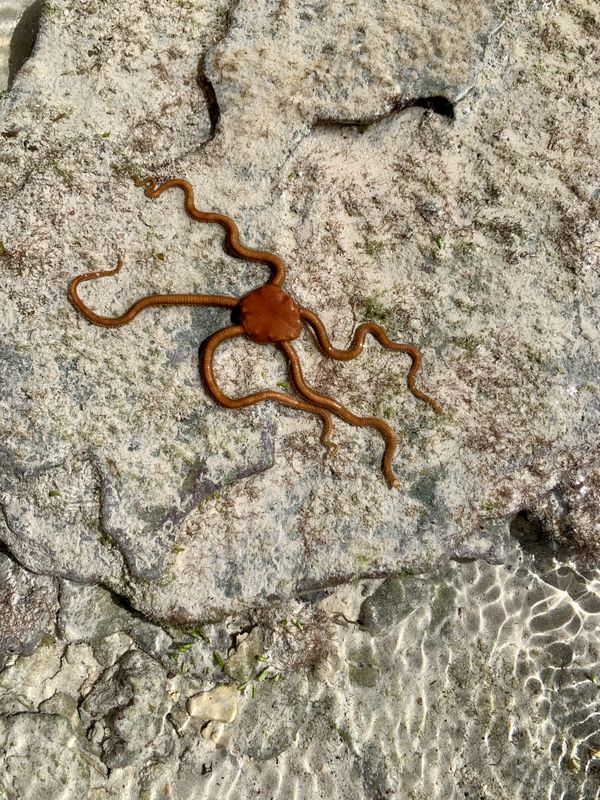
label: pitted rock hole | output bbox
[509,510,559,561]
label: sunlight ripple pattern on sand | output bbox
[220,548,600,799]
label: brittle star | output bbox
[68,177,442,488]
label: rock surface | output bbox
[0,0,599,795]
[0,0,598,621]
[0,551,57,667]
[188,684,238,722]
[9,0,599,619]
[0,542,599,798]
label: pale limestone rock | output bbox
[0,0,532,621]
[188,684,238,723]
[38,690,80,729]
[0,638,64,710]
[0,714,106,797]
[0,1,599,797]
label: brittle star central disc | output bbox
[238,285,302,344]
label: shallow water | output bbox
[143,541,600,799]
[1,530,600,798]
[228,547,600,800]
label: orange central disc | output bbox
[238,285,302,344]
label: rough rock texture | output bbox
[0,551,57,667]
[0,541,600,798]
[0,713,105,798]
[0,0,598,621]
[0,0,599,794]
[8,0,600,619]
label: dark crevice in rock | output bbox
[90,418,275,584]
[229,620,256,651]
[1,525,221,642]
[58,576,153,632]
[270,92,457,180]
[0,520,44,578]
[7,0,43,90]
[0,531,168,647]
[314,93,455,131]
[295,587,333,605]
[407,95,455,119]
[0,537,18,564]
[196,64,221,138]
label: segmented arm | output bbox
[135,177,286,288]
[68,259,237,328]
[279,341,400,487]
[201,325,337,456]
[300,308,443,414]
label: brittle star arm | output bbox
[68,259,238,327]
[135,177,286,288]
[279,340,402,488]
[300,308,443,414]
[201,324,337,456]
